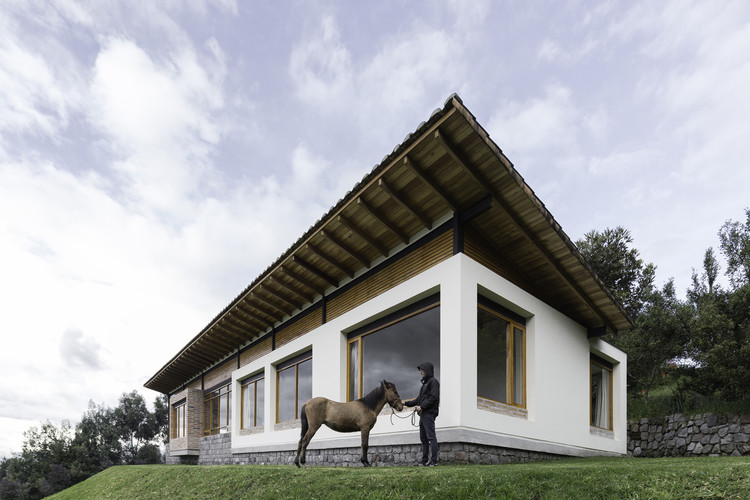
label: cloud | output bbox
[486,84,580,158]
[0,6,84,149]
[88,37,229,218]
[289,15,353,108]
[60,328,104,370]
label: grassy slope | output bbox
[48,457,750,499]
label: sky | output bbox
[1,0,749,458]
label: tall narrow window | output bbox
[172,401,186,438]
[241,373,265,430]
[347,295,440,402]
[203,383,231,435]
[591,359,613,430]
[477,299,526,408]
[276,351,312,423]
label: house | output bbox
[144,94,631,466]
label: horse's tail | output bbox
[300,403,308,438]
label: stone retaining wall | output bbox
[628,413,750,458]
[166,433,560,466]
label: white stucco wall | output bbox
[231,253,627,457]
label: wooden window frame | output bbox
[477,303,527,409]
[171,401,186,439]
[203,383,231,436]
[240,373,264,430]
[275,352,312,423]
[590,359,614,431]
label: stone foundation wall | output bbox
[628,413,750,457]
[191,433,560,466]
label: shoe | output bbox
[426,462,437,466]
[415,462,428,466]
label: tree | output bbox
[72,401,123,476]
[614,280,691,403]
[114,391,160,464]
[683,210,750,401]
[718,207,750,287]
[576,226,692,403]
[576,226,655,319]
[0,391,166,499]
[0,421,74,499]
[153,394,169,446]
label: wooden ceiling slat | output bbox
[337,215,389,258]
[291,255,338,288]
[180,347,216,365]
[252,291,292,317]
[214,319,251,344]
[270,275,314,304]
[200,337,237,357]
[305,243,354,279]
[404,156,459,212]
[262,284,302,312]
[226,310,266,335]
[321,229,370,269]
[356,197,409,245]
[280,264,327,296]
[235,302,274,330]
[378,178,431,230]
[197,333,236,354]
[434,128,618,334]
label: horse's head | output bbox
[382,380,403,411]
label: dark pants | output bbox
[419,413,438,464]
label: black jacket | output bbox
[405,362,440,416]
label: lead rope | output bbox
[390,407,419,427]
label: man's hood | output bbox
[417,361,435,379]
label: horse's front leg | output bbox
[360,427,371,467]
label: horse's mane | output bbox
[357,382,385,411]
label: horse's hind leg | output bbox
[295,407,323,467]
[295,423,322,467]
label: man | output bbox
[403,361,440,466]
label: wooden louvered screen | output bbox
[275,306,323,349]
[239,337,273,368]
[327,229,453,321]
[202,357,236,390]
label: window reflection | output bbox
[203,383,231,435]
[276,354,312,423]
[349,303,440,401]
[477,302,525,407]
[241,375,264,429]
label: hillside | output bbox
[48,457,750,499]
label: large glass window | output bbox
[477,300,525,407]
[347,295,440,402]
[203,383,231,435]
[172,401,186,439]
[241,373,265,430]
[591,359,613,430]
[276,351,312,423]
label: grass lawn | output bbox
[48,456,750,499]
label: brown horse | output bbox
[294,380,403,467]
